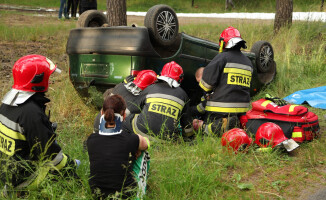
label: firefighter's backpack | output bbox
[240,99,320,142]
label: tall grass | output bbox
[0,9,325,199]
[0,0,323,12]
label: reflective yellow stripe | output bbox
[261,100,272,107]
[132,114,141,135]
[197,104,205,114]
[292,132,303,138]
[54,153,68,171]
[26,166,51,190]
[0,122,26,140]
[144,137,150,150]
[146,98,183,110]
[289,105,298,112]
[205,106,249,113]
[224,68,252,76]
[225,63,253,72]
[199,80,212,92]
[207,123,214,135]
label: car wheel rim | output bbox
[156,11,177,41]
[259,45,273,71]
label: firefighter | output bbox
[0,55,78,193]
[125,61,194,141]
[199,27,253,136]
[92,70,157,135]
[110,70,157,117]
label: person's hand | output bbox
[193,119,204,131]
[135,150,142,159]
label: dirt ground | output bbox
[0,8,325,200]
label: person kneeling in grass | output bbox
[0,55,79,197]
[87,95,150,199]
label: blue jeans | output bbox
[58,0,67,18]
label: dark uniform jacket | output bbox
[111,83,143,115]
[126,81,193,140]
[0,93,71,188]
[199,49,253,118]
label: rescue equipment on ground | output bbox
[284,86,326,110]
[254,122,299,152]
[221,128,252,153]
[240,98,320,143]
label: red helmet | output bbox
[160,61,184,83]
[219,26,246,50]
[221,128,252,153]
[12,55,59,92]
[255,122,288,148]
[133,70,157,90]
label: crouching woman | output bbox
[87,95,150,199]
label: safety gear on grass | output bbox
[133,70,157,90]
[219,27,247,51]
[265,93,288,106]
[12,54,60,93]
[221,128,252,153]
[255,122,299,152]
[159,61,184,83]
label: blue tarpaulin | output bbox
[284,86,326,109]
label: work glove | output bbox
[265,94,288,106]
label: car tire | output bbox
[251,41,274,73]
[77,10,108,28]
[144,4,179,47]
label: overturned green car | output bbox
[66,5,276,105]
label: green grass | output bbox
[0,9,326,199]
[0,0,324,12]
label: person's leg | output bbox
[204,114,240,136]
[132,151,150,199]
[74,0,80,17]
[71,0,76,17]
[58,0,65,18]
[63,0,68,18]
[67,0,72,17]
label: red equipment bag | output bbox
[240,99,320,143]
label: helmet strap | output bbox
[219,40,224,53]
[124,82,141,96]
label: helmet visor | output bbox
[225,37,246,49]
[46,57,61,74]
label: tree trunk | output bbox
[192,0,194,7]
[106,0,127,26]
[274,0,293,33]
[321,0,325,11]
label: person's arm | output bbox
[23,106,76,172]
[180,98,195,137]
[138,135,150,151]
[199,55,225,92]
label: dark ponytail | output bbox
[102,95,126,128]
